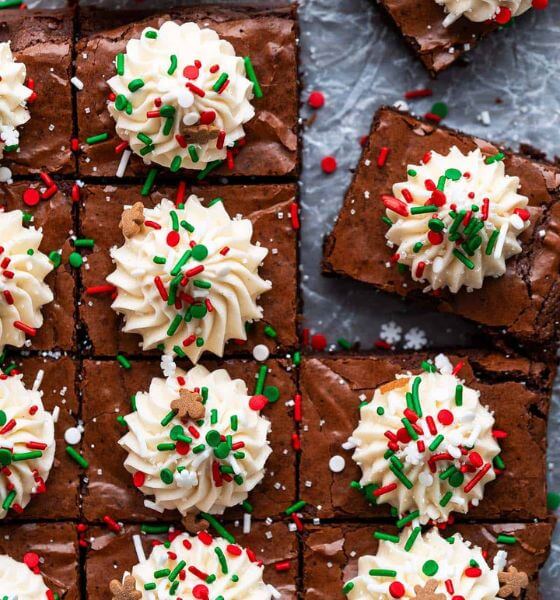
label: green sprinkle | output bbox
[167,314,183,337]
[161,410,176,427]
[141,168,158,196]
[140,523,170,534]
[429,434,444,452]
[138,132,152,145]
[163,117,174,136]
[154,569,171,579]
[212,72,229,92]
[193,279,211,289]
[200,512,236,543]
[439,465,457,480]
[243,56,263,98]
[376,406,385,416]
[485,152,505,164]
[168,560,186,581]
[264,385,280,403]
[170,155,182,172]
[196,159,223,180]
[285,500,306,516]
[2,490,16,510]
[369,569,397,578]
[208,197,223,207]
[191,244,208,261]
[86,133,109,145]
[66,446,88,468]
[116,415,127,427]
[421,360,436,373]
[12,451,42,461]
[401,418,418,441]
[343,582,355,594]
[153,256,166,265]
[145,30,157,39]
[116,354,131,369]
[396,510,419,528]
[496,534,517,545]
[428,217,445,233]
[69,252,83,268]
[390,465,413,490]
[494,454,505,470]
[128,78,145,92]
[188,145,199,163]
[373,532,400,543]
[215,547,228,574]
[0,449,11,467]
[254,365,268,395]
[452,248,475,270]
[445,168,462,181]
[115,94,128,111]
[382,216,393,227]
[157,443,176,452]
[407,169,417,177]
[160,468,174,484]
[413,241,423,253]
[431,101,448,118]
[411,376,422,417]
[116,53,125,75]
[140,144,155,156]
[440,491,453,507]
[74,238,94,249]
[437,175,447,191]
[144,583,156,590]
[49,251,62,268]
[242,500,253,513]
[422,560,439,577]
[548,492,560,511]
[486,229,499,255]
[293,351,301,366]
[168,54,178,75]
[405,526,421,552]
[411,205,438,215]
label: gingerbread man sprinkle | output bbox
[109,575,141,600]
[120,202,144,238]
[171,389,205,421]
[498,566,529,598]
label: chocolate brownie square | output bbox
[75,6,299,178]
[85,520,298,600]
[78,183,298,357]
[323,108,560,356]
[0,9,75,174]
[81,357,297,522]
[0,521,80,599]
[1,181,76,352]
[8,354,81,520]
[303,521,553,599]
[299,352,552,521]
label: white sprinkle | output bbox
[252,344,270,362]
[71,76,84,90]
[52,405,60,423]
[144,499,164,513]
[64,427,81,445]
[479,110,491,126]
[493,223,508,259]
[328,455,346,473]
[132,534,146,562]
[116,149,132,178]
[434,354,453,374]
[32,369,45,391]
[510,214,524,231]
[243,512,252,534]
[0,167,12,183]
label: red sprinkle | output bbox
[199,110,216,125]
[275,560,291,572]
[290,202,300,230]
[532,0,548,7]
[14,321,37,337]
[381,195,409,217]
[321,156,337,174]
[249,395,268,411]
[71,184,81,203]
[374,483,397,497]
[377,146,390,168]
[86,284,116,296]
[294,393,302,422]
[389,581,405,598]
[133,472,146,487]
[41,185,58,200]
[167,231,180,247]
[308,90,325,109]
[311,333,327,351]
[216,130,226,150]
[404,88,432,100]
[23,552,40,570]
[452,360,465,376]
[115,141,129,154]
[23,188,41,207]
[103,515,122,533]
[495,6,512,24]
[437,409,454,426]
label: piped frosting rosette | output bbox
[0,42,33,159]
[435,0,533,26]
[0,554,51,599]
[119,364,271,515]
[107,21,256,172]
[0,373,55,518]
[383,146,530,293]
[349,357,501,524]
[113,530,276,599]
[106,195,271,362]
[0,209,53,354]
[344,528,509,599]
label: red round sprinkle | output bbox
[23,552,40,569]
[532,0,548,7]
[167,231,180,247]
[133,472,146,487]
[308,90,325,109]
[495,6,512,23]
[428,230,444,245]
[437,409,454,426]
[199,110,216,125]
[23,188,41,207]
[396,427,412,444]
[192,584,209,599]
[176,441,190,455]
[452,597,466,600]
[469,451,483,468]
[389,581,405,598]
[249,395,268,411]
[321,156,337,174]
[183,65,199,80]
[311,333,327,351]
[430,190,446,206]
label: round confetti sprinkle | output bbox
[160,468,174,484]
[308,90,325,109]
[133,471,146,487]
[0,410,6,426]
[23,552,40,569]
[389,581,405,598]
[422,559,439,577]
[532,0,548,8]
[430,101,448,119]
[0,448,11,467]
[469,451,483,468]
[263,385,280,403]
[0,167,12,183]
[311,333,327,351]
[252,344,270,362]
[328,455,346,473]
[166,230,180,247]
[69,252,83,268]
[449,470,465,488]
[437,409,454,426]
[64,426,82,445]
[191,244,208,261]
[206,429,221,447]
[495,6,512,23]
[321,156,337,174]
[23,188,41,207]
[249,395,268,411]
[193,585,209,599]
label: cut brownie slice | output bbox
[0,521,80,599]
[0,9,75,174]
[75,6,299,178]
[85,521,298,600]
[303,521,553,599]
[8,354,81,520]
[80,357,297,522]
[78,183,298,357]
[1,181,76,352]
[376,1,541,76]
[323,108,560,356]
[299,352,553,521]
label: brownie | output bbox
[0,9,75,174]
[7,354,81,520]
[77,183,298,358]
[299,351,553,521]
[1,181,76,352]
[0,521,80,599]
[85,520,298,600]
[323,108,560,356]
[75,6,299,178]
[303,521,553,599]
[80,357,297,522]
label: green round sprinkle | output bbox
[69,252,83,268]
[431,101,448,118]
[214,442,230,459]
[445,168,461,181]
[160,104,176,118]
[27,249,34,256]
[407,169,417,177]
[170,425,185,441]
[0,410,6,426]
[449,472,465,489]
[49,251,62,267]
[263,385,280,403]
[376,406,385,416]
[145,30,157,39]
[191,244,208,261]
[160,468,174,484]
[191,304,207,319]
[206,429,221,447]
[0,448,11,467]
[428,218,445,232]
[422,560,439,577]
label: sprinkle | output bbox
[69,252,83,268]
[212,73,229,93]
[455,385,463,406]
[141,168,158,196]
[377,147,390,167]
[285,500,306,516]
[404,527,422,551]
[86,133,109,145]
[196,160,223,180]
[308,90,324,109]
[188,145,199,163]
[243,57,263,98]
[115,53,125,75]
[496,534,517,545]
[13,321,37,337]
[382,195,408,217]
[128,78,145,92]
[439,491,453,506]
[396,511,419,528]
[71,76,84,90]
[404,88,432,99]
[373,531,400,543]
[452,249,475,270]
[369,569,397,577]
[390,465,413,490]
[116,354,131,369]
[464,463,492,493]
[321,156,337,174]
[200,512,236,543]
[66,446,88,468]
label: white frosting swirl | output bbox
[107,21,255,172]
[126,531,275,599]
[350,363,500,524]
[0,209,54,354]
[0,554,50,599]
[0,42,32,159]
[119,364,271,515]
[435,0,532,24]
[107,195,271,362]
[385,146,530,294]
[345,529,501,599]
[0,374,55,519]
